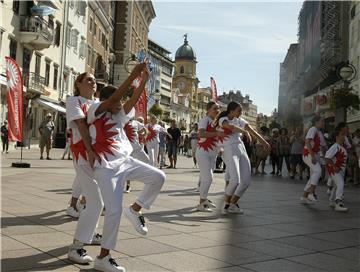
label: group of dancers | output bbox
[62,62,351,272]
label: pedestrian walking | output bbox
[38,113,55,160]
[196,101,224,212]
[301,116,326,204]
[190,123,199,168]
[62,128,72,160]
[167,119,181,168]
[217,102,270,215]
[87,66,165,272]
[1,120,9,153]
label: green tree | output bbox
[149,103,163,118]
[330,87,360,123]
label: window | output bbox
[12,0,19,14]
[35,54,41,76]
[94,23,97,37]
[45,61,50,86]
[162,65,172,75]
[87,46,92,65]
[102,33,106,47]
[161,79,171,88]
[180,66,184,74]
[53,65,58,90]
[79,37,86,58]
[69,0,73,8]
[54,22,61,47]
[9,39,17,60]
[70,29,79,51]
[351,6,356,20]
[66,23,72,46]
[98,30,101,41]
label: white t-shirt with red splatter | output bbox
[87,102,133,169]
[145,124,166,146]
[124,119,145,151]
[218,116,248,147]
[66,96,95,165]
[325,143,347,176]
[303,126,325,157]
[197,116,218,153]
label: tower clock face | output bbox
[177,81,186,90]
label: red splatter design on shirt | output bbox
[303,131,320,157]
[79,99,88,116]
[146,126,157,143]
[198,123,218,152]
[327,148,346,175]
[91,116,118,161]
[217,127,232,144]
[124,122,135,143]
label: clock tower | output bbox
[173,35,199,118]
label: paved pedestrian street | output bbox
[1,149,359,272]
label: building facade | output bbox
[348,1,360,130]
[172,35,199,129]
[197,87,212,119]
[112,0,156,87]
[147,39,174,119]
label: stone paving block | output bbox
[205,266,255,272]
[191,229,263,244]
[139,250,230,271]
[287,252,360,271]
[115,237,180,257]
[149,233,227,250]
[325,246,360,261]
[242,259,326,272]
[190,245,275,265]
[1,248,68,271]
[119,224,182,237]
[233,225,295,239]
[274,235,347,251]
[236,239,313,258]
[11,231,73,248]
[308,230,360,247]
[1,235,32,251]
[105,257,171,271]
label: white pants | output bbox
[303,154,322,192]
[196,149,217,199]
[329,173,345,201]
[191,140,198,158]
[131,148,150,164]
[62,141,71,158]
[94,157,165,250]
[223,142,251,198]
[71,175,82,198]
[73,163,104,244]
[158,146,166,167]
[146,143,159,167]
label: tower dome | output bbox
[175,34,196,61]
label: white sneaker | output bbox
[124,207,148,235]
[196,202,212,212]
[204,199,216,208]
[334,202,349,212]
[91,233,102,245]
[307,194,318,202]
[66,206,80,218]
[300,196,315,205]
[94,255,126,272]
[329,201,336,208]
[68,247,93,264]
[221,204,229,215]
[228,204,244,214]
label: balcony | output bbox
[19,16,54,50]
[27,72,46,95]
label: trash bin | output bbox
[53,133,66,148]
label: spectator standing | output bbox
[183,135,190,155]
[167,119,181,168]
[190,123,199,168]
[290,127,304,179]
[158,121,167,169]
[62,128,72,160]
[270,128,280,175]
[255,127,270,175]
[39,113,55,160]
[1,120,9,154]
[352,129,360,185]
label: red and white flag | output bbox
[131,76,148,123]
[6,57,23,142]
[210,77,218,102]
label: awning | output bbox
[31,5,57,16]
[35,98,66,114]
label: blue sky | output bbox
[149,1,303,115]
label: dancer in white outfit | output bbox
[196,102,225,212]
[146,116,172,167]
[301,116,326,204]
[124,116,150,193]
[87,63,165,272]
[325,130,349,212]
[217,102,270,215]
[66,73,104,264]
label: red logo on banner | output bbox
[210,77,218,102]
[6,57,23,142]
[131,75,148,123]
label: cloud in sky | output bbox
[149,1,302,115]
